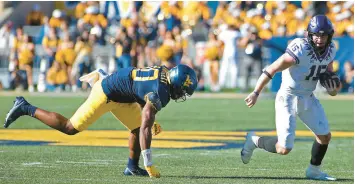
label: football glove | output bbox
[152,122,162,136]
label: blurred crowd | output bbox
[0,1,353,93]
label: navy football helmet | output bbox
[307,15,334,50]
[169,64,198,101]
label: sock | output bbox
[310,140,328,166]
[252,135,260,147]
[141,149,153,167]
[127,158,139,169]
[257,137,278,153]
[308,164,320,170]
[21,104,37,117]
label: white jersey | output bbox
[280,38,336,96]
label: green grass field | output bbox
[0,94,353,183]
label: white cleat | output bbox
[79,69,108,87]
[306,165,337,181]
[241,132,257,164]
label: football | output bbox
[319,71,341,88]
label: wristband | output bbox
[253,91,260,96]
[263,70,273,79]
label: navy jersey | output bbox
[101,66,170,110]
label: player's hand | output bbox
[152,122,162,136]
[145,165,161,178]
[244,92,259,108]
[324,79,337,96]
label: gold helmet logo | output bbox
[183,75,193,87]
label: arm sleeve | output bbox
[144,92,162,111]
[285,39,303,65]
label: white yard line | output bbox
[90,159,116,162]
[154,153,173,157]
[154,153,181,159]
[199,151,224,156]
[55,160,110,165]
[22,162,42,166]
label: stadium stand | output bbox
[0,1,353,93]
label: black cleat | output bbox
[123,166,149,176]
[4,96,30,128]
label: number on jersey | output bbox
[305,65,327,81]
[132,66,160,81]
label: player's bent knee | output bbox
[325,132,332,143]
[317,132,331,144]
[65,122,79,135]
[131,127,140,135]
[277,147,292,155]
[66,129,79,135]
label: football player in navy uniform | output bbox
[242,15,338,181]
[4,64,198,178]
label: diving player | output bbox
[4,64,198,178]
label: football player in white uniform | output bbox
[242,15,338,181]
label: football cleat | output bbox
[241,132,257,164]
[145,165,161,178]
[123,166,149,176]
[306,165,336,181]
[79,68,108,87]
[4,96,29,128]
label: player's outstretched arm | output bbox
[140,103,161,178]
[245,53,295,108]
